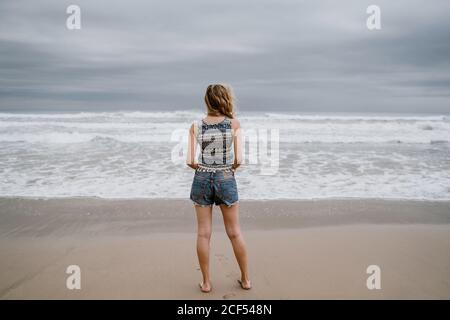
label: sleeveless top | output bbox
[194,117,234,172]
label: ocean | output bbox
[0,111,449,200]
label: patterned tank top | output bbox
[194,117,234,172]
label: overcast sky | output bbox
[0,0,449,113]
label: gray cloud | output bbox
[0,0,449,113]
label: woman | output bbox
[187,84,251,293]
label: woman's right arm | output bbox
[231,119,243,170]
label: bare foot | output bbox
[199,281,212,293]
[238,279,252,290]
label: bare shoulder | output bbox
[230,118,241,130]
[189,121,196,133]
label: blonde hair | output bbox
[204,84,235,119]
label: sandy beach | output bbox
[1,198,450,299]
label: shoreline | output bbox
[1,197,450,237]
[2,195,450,202]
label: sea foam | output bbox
[0,111,449,200]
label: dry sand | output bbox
[0,198,449,299]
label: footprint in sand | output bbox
[215,253,228,263]
[222,293,236,300]
[226,271,239,278]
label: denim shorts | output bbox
[190,170,239,207]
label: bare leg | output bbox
[195,205,213,292]
[219,203,251,289]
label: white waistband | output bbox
[197,164,234,172]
